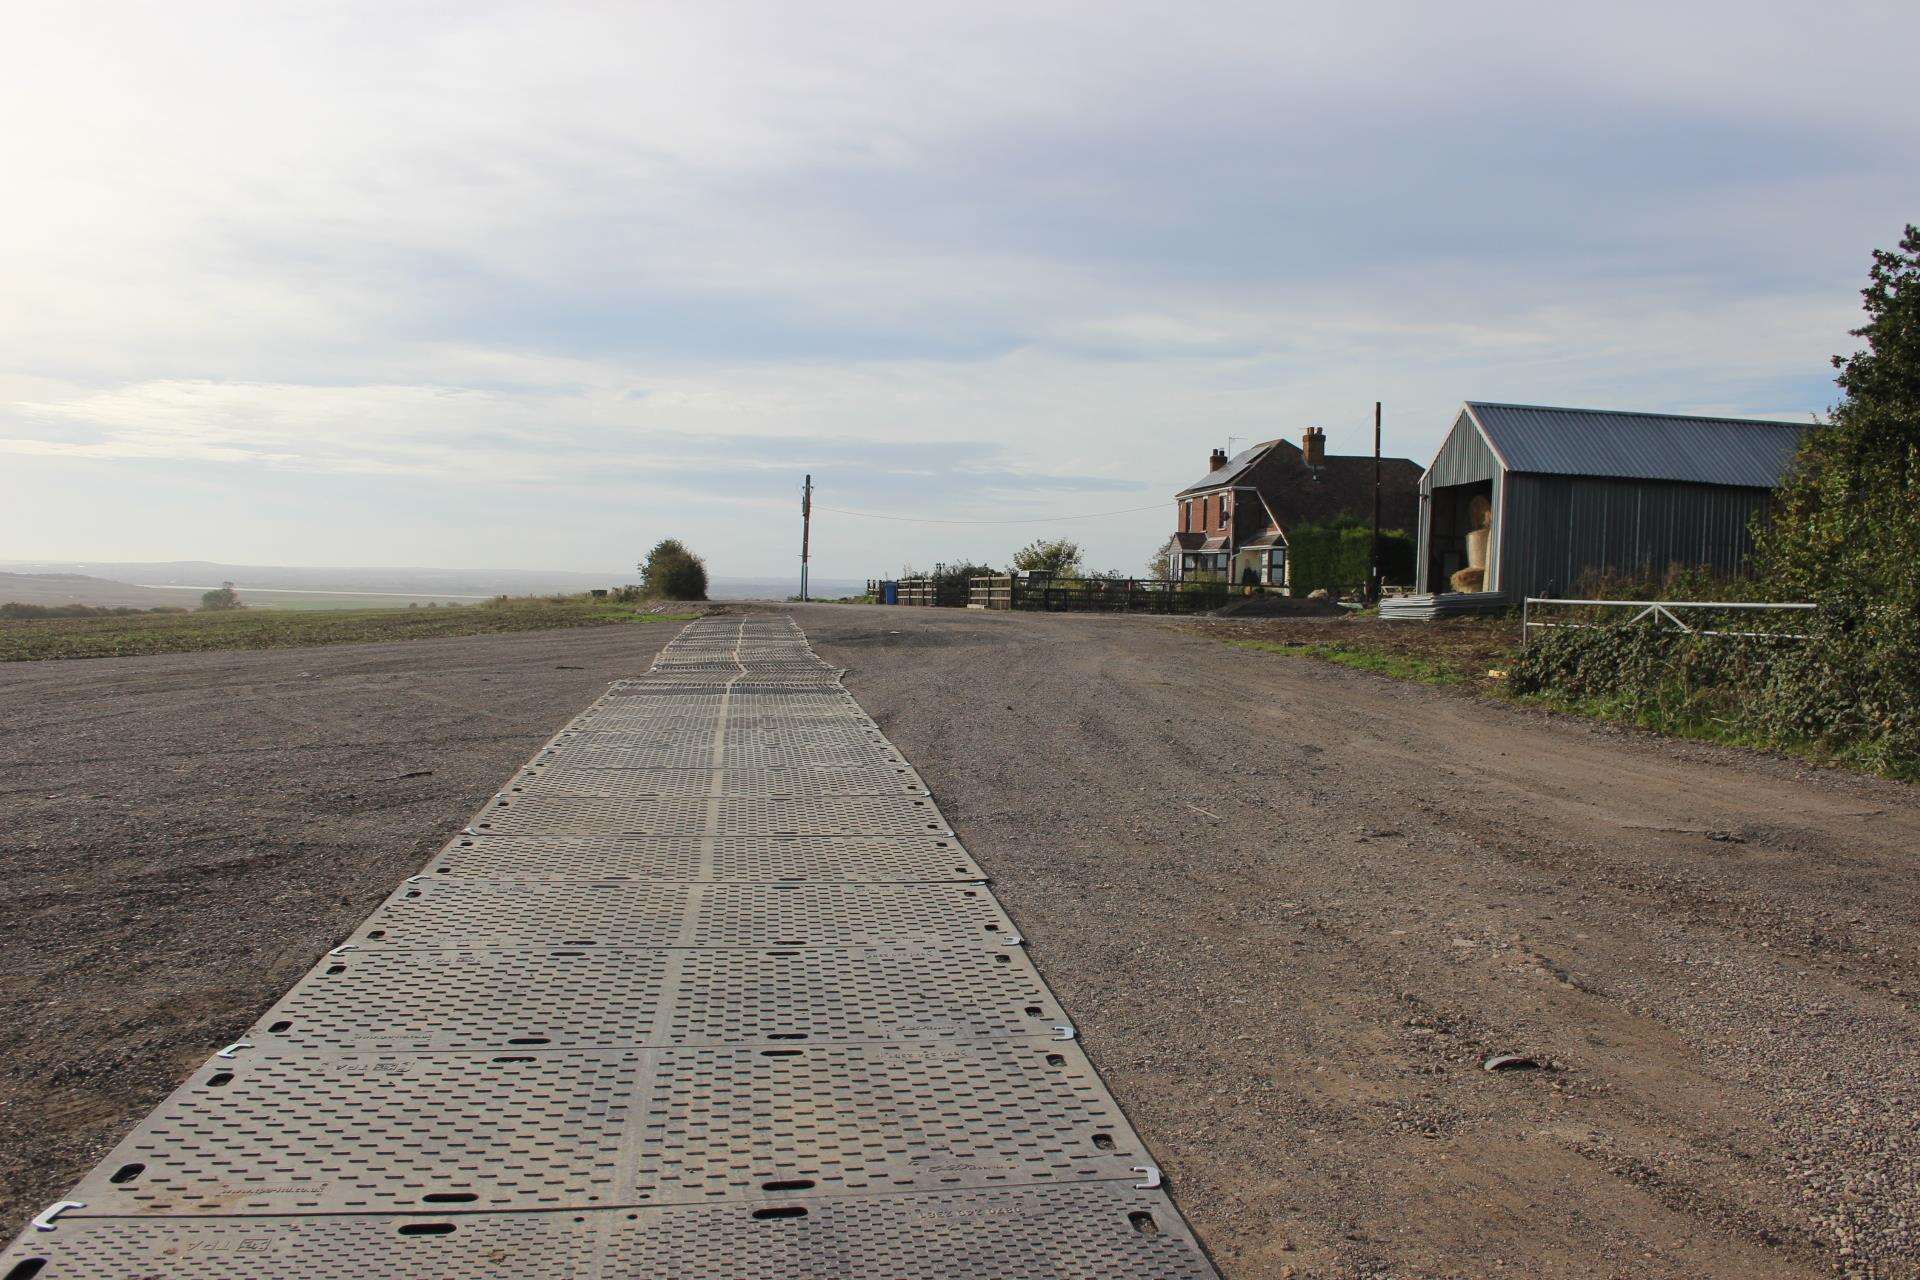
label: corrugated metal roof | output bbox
[1176,441,1277,495]
[1464,402,1807,488]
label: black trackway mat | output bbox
[247,943,1070,1052]
[62,1040,1143,1215]
[535,733,906,769]
[424,831,985,881]
[509,760,930,796]
[4,615,1218,1279]
[0,1184,1213,1279]
[344,880,1018,948]
[468,789,953,837]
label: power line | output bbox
[812,501,1168,526]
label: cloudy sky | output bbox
[2,1,1913,583]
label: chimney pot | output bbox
[1302,427,1325,468]
[1209,447,1228,471]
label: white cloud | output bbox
[0,0,1911,575]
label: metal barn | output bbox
[1415,402,1808,599]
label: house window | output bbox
[1266,549,1287,585]
[1215,494,1226,526]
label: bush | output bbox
[1145,535,1177,580]
[1510,610,1918,777]
[199,582,243,611]
[1012,538,1084,576]
[1511,226,1920,777]
[1285,517,1415,596]
[640,540,709,601]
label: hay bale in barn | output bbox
[1450,565,1486,591]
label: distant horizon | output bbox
[0,557,866,586]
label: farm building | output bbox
[1173,430,1421,586]
[1415,402,1809,600]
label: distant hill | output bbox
[0,572,206,610]
[0,562,869,608]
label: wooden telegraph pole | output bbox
[800,474,812,601]
[1370,402,1382,603]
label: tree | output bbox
[1756,223,1920,608]
[1145,535,1177,580]
[199,581,242,611]
[1745,225,1920,770]
[1011,537,1084,577]
[639,539,710,601]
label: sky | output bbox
[1,1,1914,585]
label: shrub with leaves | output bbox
[639,539,709,601]
[1012,538,1084,577]
[1284,516,1415,596]
[1514,226,1920,777]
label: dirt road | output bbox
[795,604,1920,1280]
[4,606,1917,1277]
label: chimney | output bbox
[1302,427,1325,468]
[1209,447,1228,471]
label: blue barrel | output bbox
[881,580,899,605]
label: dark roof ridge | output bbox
[1465,400,1807,429]
[1316,452,1419,465]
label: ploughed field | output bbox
[3,604,1917,1278]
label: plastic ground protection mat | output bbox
[0,1185,1214,1280]
[59,1039,1147,1215]
[509,760,930,796]
[470,790,953,838]
[239,944,1072,1052]
[342,880,1020,949]
[425,831,986,882]
[534,733,906,770]
[4,614,1218,1279]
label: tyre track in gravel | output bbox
[795,602,1920,1280]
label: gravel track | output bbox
[4,604,1917,1278]
[795,604,1920,1280]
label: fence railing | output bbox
[895,576,970,607]
[1521,597,1818,647]
[968,574,1252,613]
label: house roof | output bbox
[1178,436,1422,534]
[1463,402,1808,488]
[1265,453,1423,533]
[1176,441,1274,495]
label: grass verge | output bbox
[0,598,704,662]
[1205,616,1911,781]
[1225,639,1463,685]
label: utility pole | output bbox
[800,474,812,601]
[1369,402,1382,603]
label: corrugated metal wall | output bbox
[1498,476,1771,598]
[1417,412,1502,592]
[1420,411,1500,491]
